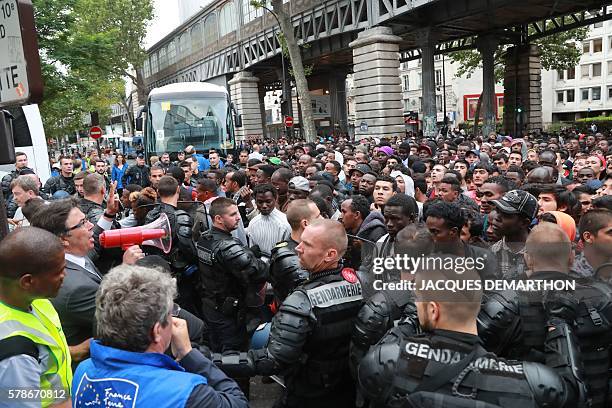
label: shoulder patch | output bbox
[275,241,288,248]
[342,268,358,284]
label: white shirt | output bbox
[247,208,291,255]
[64,253,101,280]
[248,151,263,161]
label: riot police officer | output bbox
[478,223,587,402]
[358,256,580,408]
[221,220,364,408]
[268,198,320,305]
[145,175,198,312]
[196,197,268,352]
[350,224,434,379]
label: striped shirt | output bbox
[247,208,291,256]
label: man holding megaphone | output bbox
[30,189,144,364]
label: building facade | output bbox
[543,19,612,125]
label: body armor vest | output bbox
[575,279,612,408]
[291,268,363,395]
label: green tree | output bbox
[450,27,588,81]
[32,0,153,140]
[449,26,588,135]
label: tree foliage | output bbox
[449,27,589,82]
[32,0,153,140]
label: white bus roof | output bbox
[149,82,228,99]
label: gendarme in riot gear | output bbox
[218,220,364,408]
[358,254,580,408]
[196,197,268,353]
[145,177,199,313]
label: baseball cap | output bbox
[289,176,310,192]
[268,157,281,165]
[466,150,480,158]
[492,190,539,220]
[586,179,604,190]
[136,153,144,159]
[349,163,372,176]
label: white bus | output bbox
[0,104,51,183]
[138,82,239,159]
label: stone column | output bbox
[503,45,542,135]
[349,27,404,140]
[477,35,500,138]
[416,28,438,138]
[228,71,264,141]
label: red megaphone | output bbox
[99,213,172,253]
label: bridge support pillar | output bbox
[350,26,404,140]
[477,35,500,138]
[229,71,264,142]
[416,28,438,138]
[503,45,542,136]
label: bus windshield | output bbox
[147,97,235,154]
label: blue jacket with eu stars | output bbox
[72,340,248,408]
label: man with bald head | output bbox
[0,228,72,407]
[226,220,363,407]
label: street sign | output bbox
[90,126,103,139]
[284,116,294,127]
[0,0,43,107]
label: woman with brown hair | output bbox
[112,154,128,195]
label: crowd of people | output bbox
[0,129,611,407]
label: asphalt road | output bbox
[249,377,283,407]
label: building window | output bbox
[403,76,410,91]
[143,58,151,78]
[583,41,590,54]
[242,1,263,24]
[567,68,575,79]
[594,21,603,28]
[417,73,422,89]
[436,94,443,111]
[403,99,409,111]
[567,89,575,102]
[191,22,202,50]
[203,13,218,45]
[593,62,602,77]
[434,55,441,61]
[582,88,590,101]
[435,69,442,86]
[557,91,564,104]
[557,71,564,81]
[594,38,603,53]
[219,2,237,37]
[608,86,612,100]
[168,41,176,65]
[178,32,190,57]
[593,86,601,100]
[151,53,159,74]
[158,46,167,70]
[581,65,590,78]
